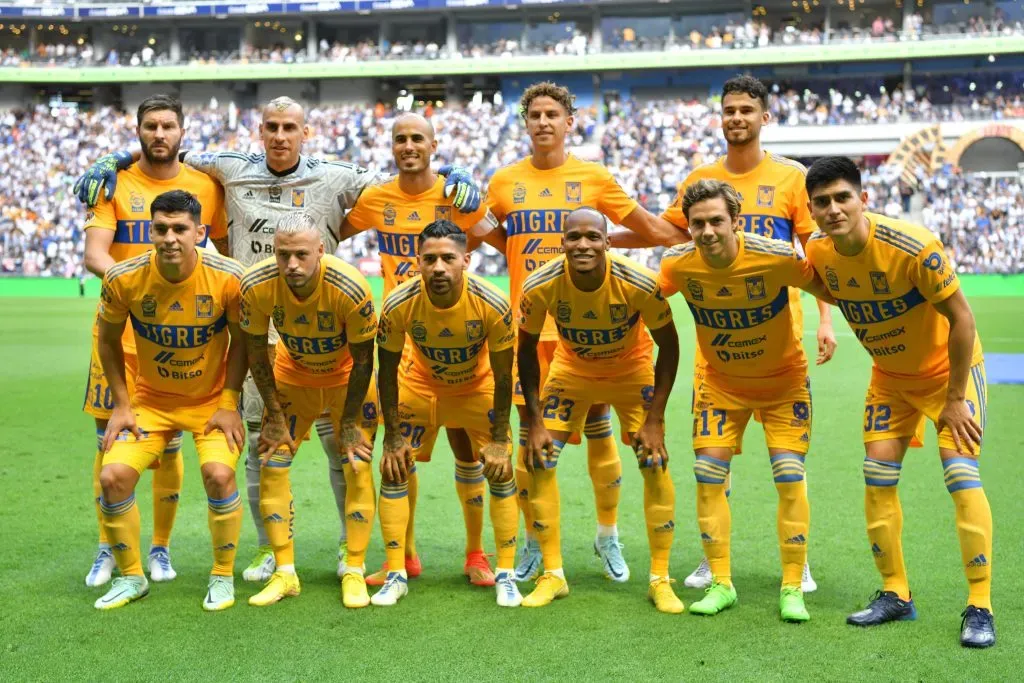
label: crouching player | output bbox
[659,180,834,622]
[518,207,682,613]
[239,213,379,609]
[94,190,246,611]
[374,220,521,607]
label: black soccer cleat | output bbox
[960,606,996,649]
[847,590,917,626]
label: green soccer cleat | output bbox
[688,581,737,616]
[94,575,149,611]
[780,586,810,623]
[203,575,235,612]
[242,545,275,583]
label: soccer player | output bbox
[80,94,227,588]
[373,220,520,608]
[518,207,682,612]
[803,157,994,648]
[488,81,684,583]
[617,75,835,592]
[239,213,379,609]
[75,95,479,583]
[659,180,834,622]
[340,113,506,587]
[93,190,246,611]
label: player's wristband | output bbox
[218,389,240,411]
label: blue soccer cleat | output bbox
[960,606,996,648]
[847,590,916,626]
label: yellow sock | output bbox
[259,453,295,567]
[694,455,731,586]
[151,432,183,548]
[489,477,519,568]
[528,440,564,571]
[405,467,418,557]
[379,479,409,572]
[343,459,376,569]
[101,494,143,576]
[771,453,809,588]
[93,445,108,545]
[863,457,910,600]
[641,465,675,577]
[455,461,486,555]
[208,490,242,576]
[584,413,621,527]
[944,458,993,611]
[515,427,535,537]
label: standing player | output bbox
[93,190,246,611]
[487,82,685,583]
[803,157,994,648]
[659,180,834,622]
[617,76,836,591]
[75,96,481,583]
[340,113,505,587]
[80,94,227,588]
[373,220,520,608]
[518,207,682,612]
[240,214,379,609]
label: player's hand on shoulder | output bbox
[479,441,513,482]
[73,150,134,207]
[205,408,245,454]
[439,164,481,213]
[937,398,983,456]
[257,412,296,464]
[633,419,668,472]
[102,404,142,453]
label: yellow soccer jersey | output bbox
[378,273,515,397]
[659,232,813,381]
[804,212,983,381]
[97,249,243,410]
[239,255,377,388]
[661,152,814,245]
[487,155,639,341]
[85,164,228,354]
[343,176,488,296]
[518,252,672,378]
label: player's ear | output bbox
[303,124,311,141]
[318,240,325,256]
[196,223,208,244]
[860,190,869,205]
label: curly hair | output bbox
[520,81,577,119]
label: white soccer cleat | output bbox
[370,571,408,607]
[495,571,522,608]
[336,541,348,579]
[684,556,712,589]
[94,575,149,610]
[242,545,276,583]
[86,547,115,587]
[148,546,177,583]
[202,575,235,611]
[801,562,817,593]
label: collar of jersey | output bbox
[697,232,745,272]
[149,248,202,286]
[267,156,302,178]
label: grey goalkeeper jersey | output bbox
[183,150,383,268]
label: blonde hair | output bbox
[276,212,319,236]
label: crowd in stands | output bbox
[1,95,1021,278]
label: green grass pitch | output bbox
[2,291,1022,681]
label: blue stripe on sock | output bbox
[863,457,902,487]
[694,455,730,484]
[943,457,982,493]
[770,453,806,483]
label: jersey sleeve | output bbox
[97,273,130,324]
[239,283,270,335]
[487,302,516,353]
[638,286,674,330]
[207,183,229,242]
[84,192,117,232]
[595,167,639,224]
[517,284,548,336]
[791,181,816,239]
[345,280,378,345]
[657,246,687,297]
[454,201,489,233]
[222,274,242,325]
[914,239,960,304]
[660,182,688,230]
[485,173,508,222]
[182,150,248,184]
[781,252,816,289]
[344,191,377,232]
[329,162,383,212]
[377,296,408,353]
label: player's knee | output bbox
[201,464,237,497]
[99,466,134,500]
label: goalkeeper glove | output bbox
[73,150,134,207]
[439,164,482,214]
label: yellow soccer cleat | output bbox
[648,577,685,614]
[342,571,370,609]
[522,573,569,608]
[248,571,301,607]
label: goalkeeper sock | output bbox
[317,418,348,544]
[245,430,269,547]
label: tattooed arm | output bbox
[244,330,294,460]
[338,339,375,468]
[377,345,412,483]
[481,346,514,482]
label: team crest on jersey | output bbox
[756,185,775,208]
[317,311,336,332]
[465,319,484,341]
[411,321,427,342]
[513,183,527,205]
[268,185,282,204]
[870,271,890,295]
[609,304,628,323]
[383,203,396,227]
[825,267,840,291]
[141,294,157,317]
[745,276,767,301]
[195,295,214,318]
[272,305,285,329]
[556,300,572,324]
[434,205,452,222]
[565,182,582,204]
[291,189,305,208]
[687,278,704,302]
[130,192,146,214]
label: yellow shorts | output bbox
[692,373,812,455]
[272,381,379,453]
[83,341,138,420]
[513,339,557,407]
[104,428,238,475]
[540,362,654,444]
[863,361,987,455]
[397,384,509,462]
